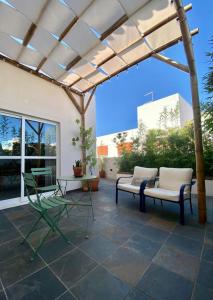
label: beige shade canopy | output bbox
[0,0,196,94]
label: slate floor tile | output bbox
[103,246,150,285]
[165,233,202,257]
[71,266,130,300]
[173,224,204,242]
[57,291,76,300]
[124,233,162,259]
[125,288,152,300]
[137,263,193,300]
[0,238,45,288]
[0,291,7,300]
[140,225,169,243]
[100,224,133,245]
[0,214,20,245]
[147,216,176,232]
[205,230,213,246]
[202,244,213,263]
[6,267,66,300]
[197,260,213,290]
[79,235,118,262]
[192,283,213,300]
[154,245,200,282]
[50,248,97,288]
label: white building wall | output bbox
[179,94,193,127]
[0,61,96,206]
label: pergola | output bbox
[0,0,206,223]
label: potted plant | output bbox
[73,160,83,177]
[72,119,99,191]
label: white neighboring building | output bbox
[137,93,193,130]
[97,93,193,158]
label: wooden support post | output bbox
[63,88,82,114]
[80,95,87,174]
[84,87,96,113]
[175,0,206,224]
[152,53,189,73]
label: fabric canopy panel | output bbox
[30,27,58,57]
[0,32,22,60]
[85,70,107,85]
[131,0,176,34]
[84,43,114,66]
[63,20,99,56]
[58,72,80,85]
[0,2,31,39]
[106,19,141,53]
[40,58,65,79]
[49,43,77,67]
[38,0,75,37]
[7,0,46,23]
[63,0,93,16]
[71,59,96,77]
[101,56,127,75]
[118,0,150,16]
[19,47,44,69]
[82,0,125,35]
[72,79,94,91]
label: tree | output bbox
[202,36,213,134]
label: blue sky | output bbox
[96,0,213,136]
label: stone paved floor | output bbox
[0,179,213,300]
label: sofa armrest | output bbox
[179,182,194,202]
[116,176,133,187]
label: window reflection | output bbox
[0,114,21,156]
[25,120,56,156]
[0,159,21,200]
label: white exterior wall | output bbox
[0,61,96,207]
[179,95,193,127]
[97,128,138,158]
[137,93,193,129]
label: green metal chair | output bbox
[31,167,60,196]
[21,172,72,261]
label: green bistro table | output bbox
[57,175,96,222]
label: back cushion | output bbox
[131,166,158,186]
[159,167,193,191]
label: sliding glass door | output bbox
[0,112,57,207]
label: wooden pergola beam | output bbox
[152,53,189,73]
[84,87,96,113]
[66,56,82,72]
[83,28,198,93]
[174,0,206,224]
[100,14,128,41]
[0,54,82,96]
[63,87,82,114]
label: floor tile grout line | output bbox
[190,223,207,300]
[0,277,9,300]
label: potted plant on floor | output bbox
[72,119,99,191]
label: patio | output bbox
[0,179,213,300]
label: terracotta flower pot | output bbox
[82,177,99,192]
[73,166,83,177]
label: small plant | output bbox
[73,160,82,168]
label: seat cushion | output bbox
[131,166,158,187]
[118,183,140,194]
[158,167,193,191]
[144,188,185,202]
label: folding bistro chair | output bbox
[21,172,72,261]
[31,167,60,196]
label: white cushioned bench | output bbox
[141,167,195,225]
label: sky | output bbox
[96,0,213,137]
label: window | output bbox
[0,112,57,203]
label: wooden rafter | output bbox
[174,0,206,224]
[0,54,82,96]
[152,53,189,73]
[63,87,82,114]
[84,87,96,113]
[66,56,82,72]
[83,28,198,93]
